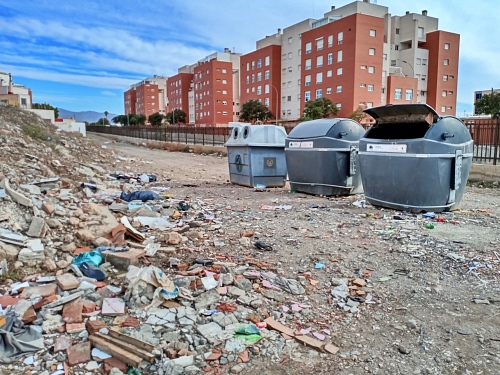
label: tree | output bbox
[303,98,338,120]
[148,112,165,126]
[166,109,187,125]
[475,91,500,119]
[349,106,367,123]
[239,100,273,123]
[112,115,129,126]
[96,118,110,126]
[104,111,109,120]
[129,114,147,126]
[32,102,59,118]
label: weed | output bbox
[20,124,48,141]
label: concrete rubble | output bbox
[1,106,500,374]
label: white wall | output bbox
[57,122,86,137]
[27,109,55,123]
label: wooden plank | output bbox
[89,335,142,367]
[108,328,155,352]
[94,333,155,362]
[264,317,295,337]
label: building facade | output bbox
[123,76,168,117]
[0,72,32,109]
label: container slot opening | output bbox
[365,122,430,140]
[233,128,239,139]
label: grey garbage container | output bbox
[358,104,473,213]
[285,119,365,196]
[225,125,287,188]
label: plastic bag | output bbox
[72,251,103,268]
[120,191,162,202]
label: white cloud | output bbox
[101,91,116,96]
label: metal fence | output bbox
[87,120,500,164]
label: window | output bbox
[265,98,270,106]
[257,86,262,95]
[316,89,322,99]
[287,81,291,87]
[265,70,270,79]
[449,75,455,79]
[282,54,286,60]
[422,59,427,65]
[443,75,448,81]
[265,56,270,66]
[368,66,375,73]
[246,63,250,71]
[337,50,343,62]
[368,84,374,92]
[444,59,449,65]
[360,65,367,70]
[328,53,333,65]
[328,35,333,47]
[298,64,301,71]
[391,60,397,66]
[395,88,402,99]
[370,29,376,37]
[316,72,323,84]
[421,74,427,81]
[257,72,262,81]
[406,89,413,101]
[336,103,342,110]
[287,96,291,101]
[418,27,424,38]
[252,61,255,69]
[305,59,311,70]
[416,58,422,65]
[337,67,343,75]
[367,102,373,108]
[316,38,324,50]
[305,91,311,101]
[327,70,332,77]
[448,91,454,95]
[383,53,387,61]
[298,79,301,85]
[257,59,262,68]
[306,42,312,53]
[336,85,342,93]
[445,43,450,50]
[222,79,227,84]
[297,94,301,100]
[288,37,293,44]
[441,106,446,113]
[288,52,292,59]
[288,66,292,73]
[360,83,366,88]
[326,87,332,94]
[442,90,447,97]
[251,74,255,83]
[338,31,343,44]
[305,75,311,86]
[317,55,323,67]
[395,45,399,51]
[396,28,400,34]
[382,70,387,77]
[369,48,375,56]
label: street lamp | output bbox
[402,60,415,104]
[269,84,279,126]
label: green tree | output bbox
[239,100,273,123]
[475,91,500,119]
[112,115,130,126]
[129,114,147,126]
[166,109,187,125]
[96,118,110,126]
[32,102,59,118]
[348,106,367,123]
[303,98,338,120]
[104,111,109,120]
[148,112,165,126]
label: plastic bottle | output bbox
[425,224,435,229]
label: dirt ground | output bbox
[90,134,500,375]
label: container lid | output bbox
[287,119,344,138]
[225,125,287,147]
[364,104,439,125]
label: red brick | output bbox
[33,295,58,310]
[237,350,250,363]
[92,281,107,289]
[62,298,83,323]
[22,306,37,324]
[103,357,128,374]
[66,323,86,333]
[0,295,25,308]
[82,301,96,313]
[74,246,91,255]
[21,284,58,298]
[54,336,73,353]
[67,342,91,366]
[56,273,80,291]
[42,202,55,215]
[205,352,222,361]
[85,320,107,335]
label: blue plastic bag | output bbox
[120,191,162,202]
[72,251,103,268]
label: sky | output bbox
[0,0,498,116]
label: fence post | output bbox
[494,118,499,165]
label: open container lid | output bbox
[364,104,439,125]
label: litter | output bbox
[120,191,162,202]
[314,262,325,269]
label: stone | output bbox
[196,322,223,344]
[101,249,145,270]
[46,218,62,228]
[62,298,83,323]
[27,217,47,238]
[234,278,252,292]
[227,286,246,297]
[82,301,96,313]
[66,323,86,333]
[18,248,45,263]
[104,357,128,373]
[237,350,249,363]
[93,237,111,247]
[194,288,220,309]
[56,273,80,290]
[231,364,244,374]
[171,355,194,367]
[42,314,64,333]
[67,342,91,366]
[86,361,100,370]
[352,278,366,287]
[101,298,125,316]
[398,345,411,355]
[21,283,57,298]
[22,306,36,324]
[42,202,55,215]
[164,232,183,245]
[76,229,96,242]
[86,320,107,335]
[54,336,73,353]
[69,217,80,226]
[44,258,57,271]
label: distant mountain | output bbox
[58,108,119,123]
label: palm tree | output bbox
[104,111,109,121]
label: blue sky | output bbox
[0,0,497,116]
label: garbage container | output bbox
[285,119,365,196]
[225,125,287,188]
[358,104,473,212]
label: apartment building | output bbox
[0,71,32,109]
[124,75,168,116]
[168,66,194,119]
[193,50,241,127]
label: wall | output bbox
[57,122,86,137]
[27,108,55,123]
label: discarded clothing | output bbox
[0,314,44,363]
[120,191,162,202]
[72,251,103,268]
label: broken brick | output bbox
[54,336,73,353]
[56,273,80,291]
[67,342,91,366]
[21,283,57,299]
[352,278,367,287]
[22,306,36,324]
[42,202,55,215]
[62,298,83,323]
[86,320,107,335]
[237,350,249,363]
[0,295,25,308]
[103,357,128,374]
[74,246,91,255]
[66,323,86,333]
[82,301,96,313]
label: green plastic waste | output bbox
[424,224,435,229]
[234,323,261,344]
